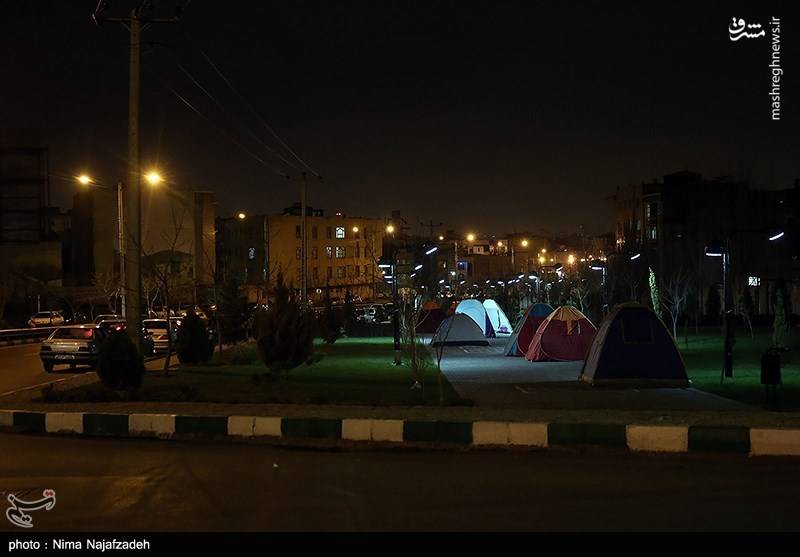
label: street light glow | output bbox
[568,254,576,265]
[425,245,438,255]
[414,264,423,271]
[237,212,246,220]
[538,256,546,264]
[630,253,641,260]
[77,174,92,185]
[438,235,444,241]
[386,224,395,234]
[769,231,785,241]
[145,171,162,185]
[521,239,529,247]
[466,233,476,242]
[352,226,359,233]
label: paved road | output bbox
[0,343,167,397]
[0,434,798,531]
[436,338,748,410]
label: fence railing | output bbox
[0,327,56,343]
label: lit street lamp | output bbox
[77,174,126,317]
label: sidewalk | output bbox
[434,338,748,411]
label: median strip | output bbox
[0,409,799,456]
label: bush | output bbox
[97,331,145,390]
[254,271,315,374]
[226,343,258,365]
[319,290,341,344]
[176,312,214,364]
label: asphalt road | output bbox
[1,434,799,531]
[0,343,167,397]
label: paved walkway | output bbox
[433,338,750,411]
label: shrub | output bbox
[176,312,214,364]
[319,289,341,344]
[254,271,315,374]
[226,343,258,365]
[97,331,145,390]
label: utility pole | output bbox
[300,172,307,305]
[93,2,181,352]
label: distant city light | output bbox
[352,226,359,233]
[567,254,576,265]
[77,174,92,185]
[521,239,529,247]
[518,274,524,279]
[528,274,536,279]
[466,233,476,242]
[237,212,246,220]
[414,264,423,271]
[541,248,547,254]
[769,231,785,241]
[386,224,395,234]
[497,241,504,247]
[438,235,445,241]
[425,245,438,255]
[538,256,546,264]
[630,253,641,260]
[439,279,445,284]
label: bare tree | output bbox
[92,272,121,314]
[663,268,690,339]
[142,206,193,373]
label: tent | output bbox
[580,303,688,386]
[482,299,512,335]
[454,299,496,337]
[430,314,490,347]
[416,307,446,334]
[525,306,596,362]
[504,303,554,356]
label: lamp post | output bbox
[705,241,732,382]
[704,229,785,384]
[590,259,608,314]
[77,174,126,317]
[382,224,401,365]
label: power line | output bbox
[180,28,321,178]
[174,59,302,173]
[166,85,290,179]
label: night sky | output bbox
[3,1,797,236]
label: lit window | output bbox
[748,276,761,287]
[326,247,333,259]
[335,226,345,239]
[335,246,346,258]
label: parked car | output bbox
[355,307,377,323]
[93,314,121,325]
[97,318,155,357]
[142,319,177,353]
[40,325,107,372]
[28,311,65,328]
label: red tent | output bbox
[525,306,597,362]
[505,303,554,356]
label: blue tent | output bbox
[580,303,688,386]
[504,303,554,356]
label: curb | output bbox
[1,410,799,456]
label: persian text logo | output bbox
[5,489,56,529]
[728,17,765,41]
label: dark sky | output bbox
[3,1,798,237]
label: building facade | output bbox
[217,205,386,304]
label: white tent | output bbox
[430,314,490,347]
[482,299,512,335]
[454,299,495,337]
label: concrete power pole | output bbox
[127,11,142,351]
[93,2,181,352]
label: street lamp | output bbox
[466,233,476,242]
[590,259,608,314]
[76,174,126,317]
[145,170,162,186]
[630,252,642,261]
[705,240,732,382]
[237,212,246,220]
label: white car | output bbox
[28,311,65,328]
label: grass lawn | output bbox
[680,327,800,410]
[45,337,468,407]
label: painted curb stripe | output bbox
[281,418,342,439]
[688,426,750,453]
[403,421,473,444]
[750,428,800,456]
[548,423,627,447]
[83,414,129,436]
[175,416,228,436]
[13,412,46,432]
[626,425,689,453]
